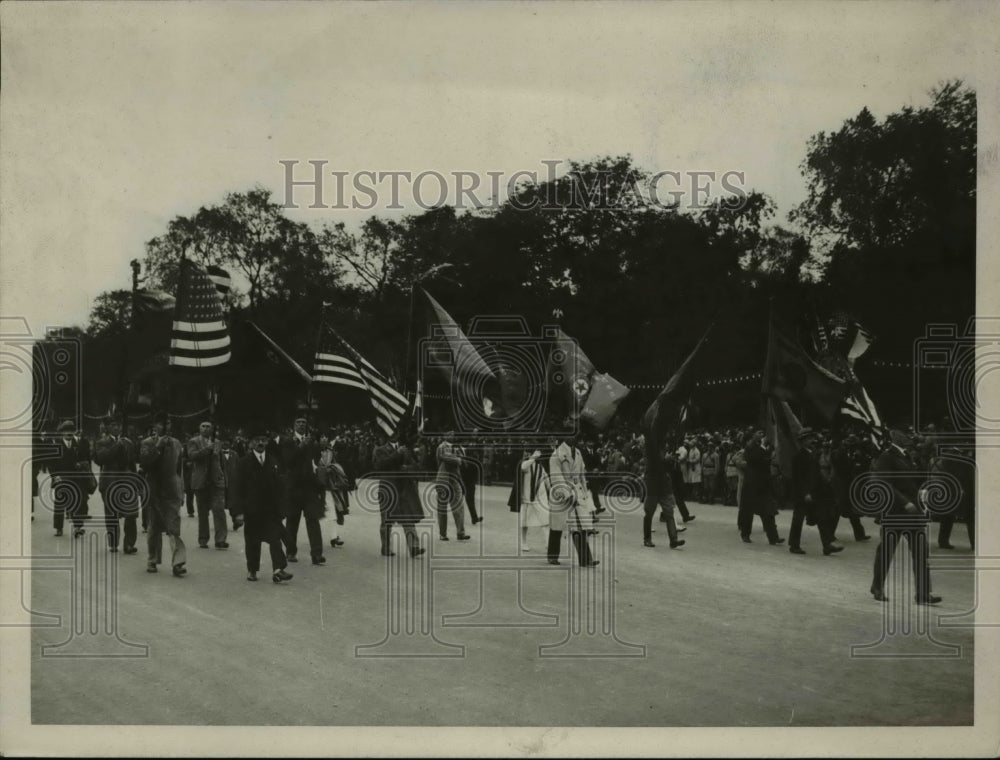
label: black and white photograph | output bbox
[1,1,998,756]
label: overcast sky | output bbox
[1,1,997,335]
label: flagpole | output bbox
[309,303,329,427]
[167,241,190,427]
[119,259,141,440]
[403,283,417,399]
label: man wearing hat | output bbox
[279,416,326,565]
[372,427,427,558]
[789,428,843,556]
[51,420,94,537]
[435,431,471,541]
[93,416,139,553]
[139,412,187,577]
[233,424,293,583]
[868,428,939,604]
[187,420,228,549]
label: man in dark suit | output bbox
[868,428,939,604]
[139,413,188,577]
[789,428,844,556]
[93,416,139,553]
[233,426,293,583]
[51,419,93,537]
[372,429,426,558]
[737,430,783,545]
[187,420,228,549]
[279,416,326,565]
[642,443,685,549]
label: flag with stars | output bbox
[169,260,231,368]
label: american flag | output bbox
[206,264,232,296]
[313,325,408,436]
[169,260,231,368]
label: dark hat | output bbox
[57,420,76,433]
[247,422,270,439]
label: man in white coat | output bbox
[547,434,598,567]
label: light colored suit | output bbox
[548,442,590,533]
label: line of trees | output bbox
[69,80,974,428]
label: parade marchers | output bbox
[31,414,974,601]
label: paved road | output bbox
[29,480,974,726]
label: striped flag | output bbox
[313,325,408,436]
[169,260,231,368]
[206,264,232,296]
[841,383,885,446]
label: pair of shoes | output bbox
[789,546,806,555]
[380,549,396,557]
[856,534,871,542]
[312,556,326,565]
[547,559,561,565]
[199,543,209,549]
[474,517,484,524]
[123,546,138,555]
[109,546,119,553]
[870,587,888,602]
[823,544,845,555]
[741,535,752,544]
[172,564,187,577]
[54,530,63,537]
[643,540,655,548]
[410,547,427,558]
[670,540,685,549]
[439,535,449,541]
[215,542,229,549]
[586,529,598,536]
[683,515,696,523]
[287,554,298,563]
[272,568,294,583]
[521,545,532,552]
[73,528,85,538]
[457,534,471,541]
[584,560,601,568]
[677,526,687,533]
[938,543,955,550]
[331,538,345,547]
[336,514,345,526]
[146,564,158,573]
[247,571,258,582]
[769,537,786,546]
[916,595,943,605]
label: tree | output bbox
[791,80,976,344]
[86,289,133,338]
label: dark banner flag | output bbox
[546,327,629,430]
[762,317,845,421]
[642,325,713,455]
[766,396,804,477]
